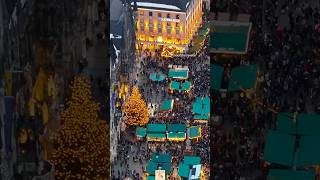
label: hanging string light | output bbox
[122,85,149,126]
[49,76,109,179]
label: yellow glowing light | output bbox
[157,36,163,43]
[122,86,149,126]
[49,76,109,179]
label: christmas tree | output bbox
[49,77,109,179]
[123,86,149,126]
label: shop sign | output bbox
[159,18,180,22]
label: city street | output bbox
[112,46,211,179]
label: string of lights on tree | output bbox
[49,76,109,180]
[122,85,149,126]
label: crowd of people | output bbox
[211,0,320,179]
[112,41,211,179]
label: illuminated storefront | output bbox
[131,0,203,54]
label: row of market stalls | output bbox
[211,64,258,92]
[192,97,210,123]
[263,113,320,179]
[145,153,205,180]
[145,61,208,179]
[136,124,202,142]
[149,67,189,83]
[149,67,192,94]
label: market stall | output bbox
[167,124,187,141]
[147,124,167,142]
[135,127,146,140]
[149,72,165,82]
[168,69,189,79]
[188,126,202,140]
[160,99,174,111]
[178,156,204,180]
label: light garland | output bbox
[122,86,149,126]
[49,77,109,179]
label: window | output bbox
[176,22,179,27]
[167,22,171,27]
[167,14,171,18]
[149,12,153,16]
[176,15,180,19]
[158,13,161,18]
[158,28,162,33]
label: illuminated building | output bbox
[131,0,203,53]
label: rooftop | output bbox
[130,0,191,12]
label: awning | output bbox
[276,112,320,136]
[149,73,165,81]
[147,124,167,133]
[167,132,186,140]
[263,130,295,166]
[276,112,296,134]
[160,99,174,111]
[135,127,147,138]
[296,135,320,166]
[182,81,191,91]
[151,153,172,163]
[228,64,258,92]
[297,113,320,136]
[147,133,166,141]
[170,81,180,90]
[188,126,201,139]
[147,176,155,180]
[167,124,186,133]
[183,156,201,165]
[178,163,190,178]
[267,169,315,180]
[211,64,224,90]
[210,21,252,54]
[168,69,188,79]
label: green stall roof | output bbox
[263,130,295,166]
[178,163,190,178]
[149,73,165,82]
[136,127,147,138]
[276,112,296,134]
[192,102,202,114]
[228,64,258,92]
[168,69,188,79]
[160,99,174,111]
[297,113,320,136]
[296,135,320,166]
[211,64,224,90]
[182,81,191,91]
[188,126,201,138]
[210,21,251,54]
[147,176,155,180]
[267,169,315,180]
[146,161,158,175]
[167,132,186,139]
[167,124,186,132]
[170,81,180,90]
[192,103,210,115]
[147,124,167,133]
[151,153,172,163]
[193,114,209,120]
[183,156,201,165]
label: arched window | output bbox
[176,15,180,19]
[167,14,171,18]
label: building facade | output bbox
[132,0,203,53]
[110,0,137,162]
